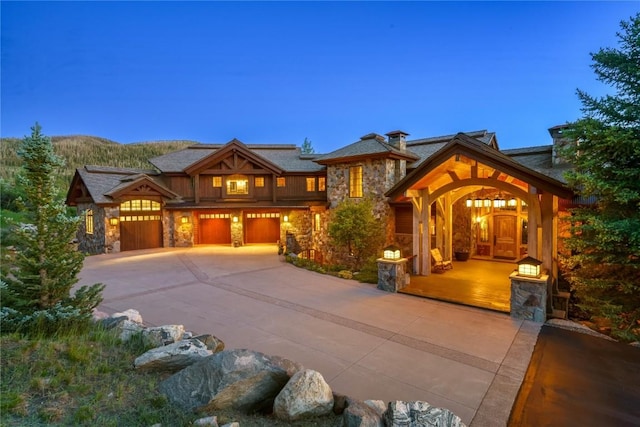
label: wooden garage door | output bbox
[245,213,280,243]
[199,213,231,244]
[120,214,162,251]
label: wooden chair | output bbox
[430,248,453,272]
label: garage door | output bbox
[199,213,231,244]
[120,214,163,251]
[245,213,280,243]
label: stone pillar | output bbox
[377,258,408,293]
[510,271,549,322]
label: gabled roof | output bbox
[405,130,498,169]
[183,139,284,175]
[149,140,325,174]
[314,133,419,165]
[105,174,180,199]
[66,166,178,206]
[386,133,572,200]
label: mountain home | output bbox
[66,127,573,295]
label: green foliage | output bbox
[0,124,105,336]
[301,137,315,154]
[327,198,385,270]
[560,14,640,341]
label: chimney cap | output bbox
[385,130,410,137]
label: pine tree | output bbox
[560,14,640,341]
[301,137,315,154]
[1,123,104,335]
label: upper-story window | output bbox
[85,209,94,235]
[277,177,286,187]
[306,177,316,192]
[212,176,222,187]
[349,166,363,198]
[226,174,248,195]
[318,177,326,192]
[255,176,265,187]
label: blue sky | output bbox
[1,1,638,152]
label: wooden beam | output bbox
[447,170,460,181]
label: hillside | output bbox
[0,135,198,188]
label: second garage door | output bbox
[245,213,280,243]
[199,213,232,244]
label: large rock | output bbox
[112,309,143,324]
[192,334,225,352]
[134,339,214,373]
[343,398,385,427]
[159,349,303,413]
[142,324,185,347]
[273,369,334,421]
[385,401,466,427]
[101,317,144,342]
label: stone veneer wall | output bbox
[76,202,107,255]
[104,206,120,253]
[167,211,194,248]
[280,210,313,253]
[510,273,548,322]
[325,159,397,266]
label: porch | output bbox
[400,258,516,313]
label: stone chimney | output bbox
[548,124,570,166]
[385,130,409,151]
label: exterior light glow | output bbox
[233,216,239,223]
[517,256,543,278]
[383,245,402,260]
[508,197,517,207]
[483,198,492,208]
[466,198,473,208]
[109,217,119,226]
[180,216,189,224]
[283,215,289,223]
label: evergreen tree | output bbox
[301,137,315,154]
[560,14,640,341]
[1,123,104,335]
[328,198,385,269]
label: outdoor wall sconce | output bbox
[466,198,473,208]
[508,197,518,207]
[232,216,239,223]
[109,217,119,226]
[180,216,189,224]
[517,256,543,278]
[283,215,289,223]
[383,245,402,260]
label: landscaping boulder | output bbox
[192,334,225,352]
[193,415,218,426]
[364,399,387,416]
[273,369,334,421]
[159,349,303,413]
[142,324,185,347]
[101,316,144,342]
[112,308,143,324]
[343,398,384,427]
[385,401,465,427]
[134,338,214,373]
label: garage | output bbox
[120,214,163,251]
[199,213,232,244]
[245,212,280,243]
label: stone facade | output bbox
[76,202,108,254]
[169,211,194,248]
[377,258,408,292]
[510,272,549,322]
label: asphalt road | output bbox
[509,325,640,426]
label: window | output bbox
[277,177,286,187]
[85,209,94,234]
[212,176,222,187]
[226,174,248,195]
[306,177,316,192]
[255,176,265,187]
[314,213,321,232]
[318,177,326,192]
[349,166,363,198]
[120,200,160,211]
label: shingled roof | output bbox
[149,143,325,173]
[314,133,419,165]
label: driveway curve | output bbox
[78,245,540,426]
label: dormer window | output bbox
[226,174,248,195]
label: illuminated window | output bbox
[314,213,321,232]
[212,176,222,187]
[306,177,316,192]
[120,200,160,211]
[226,174,248,195]
[349,166,363,198]
[255,176,265,187]
[277,177,286,187]
[318,177,326,192]
[85,209,94,235]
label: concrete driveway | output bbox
[78,245,540,426]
